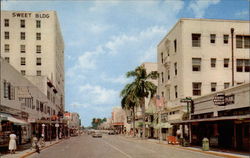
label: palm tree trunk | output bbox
[132,107,136,137]
[141,98,146,139]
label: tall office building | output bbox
[157,18,250,125]
[1,10,65,114]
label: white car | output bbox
[92,131,102,138]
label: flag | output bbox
[156,95,164,107]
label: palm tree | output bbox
[121,65,158,139]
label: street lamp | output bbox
[42,124,45,138]
[55,123,59,141]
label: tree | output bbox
[121,65,158,139]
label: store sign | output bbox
[213,94,234,106]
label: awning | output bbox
[0,113,28,125]
[154,122,173,129]
[171,114,250,124]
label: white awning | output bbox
[0,113,28,125]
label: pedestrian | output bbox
[32,135,40,153]
[9,131,17,154]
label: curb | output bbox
[122,136,246,158]
[20,140,63,158]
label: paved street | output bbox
[29,134,221,158]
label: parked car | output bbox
[92,131,102,138]
[108,130,115,135]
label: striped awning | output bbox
[0,113,28,125]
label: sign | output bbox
[12,12,50,18]
[213,94,235,106]
[180,97,192,103]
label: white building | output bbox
[157,18,250,134]
[1,10,65,114]
[0,58,56,145]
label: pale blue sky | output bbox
[1,0,249,126]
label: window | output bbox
[4,44,10,52]
[210,34,216,43]
[192,34,201,47]
[174,62,177,75]
[236,35,243,48]
[167,70,170,80]
[161,52,163,63]
[4,57,9,63]
[193,82,201,96]
[36,45,41,53]
[192,58,201,71]
[211,82,217,92]
[161,72,164,83]
[36,33,41,40]
[36,100,40,111]
[161,91,164,97]
[236,59,244,72]
[21,57,26,65]
[20,32,25,40]
[36,20,41,28]
[224,83,230,89]
[4,80,8,98]
[224,35,229,44]
[40,102,43,112]
[175,85,178,98]
[211,58,216,68]
[21,70,25,76]
[20,45,25,53]
[20,19,25,28]
[236,35,250,48]
[37,70,41,76]
[224,58,229,68]
[174,39,177,52]
[244,36,250,48]
[4,19,9,27]
[245,59,250,72]
[4,32,9,39]
[36,57,41,65]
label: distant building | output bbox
[64,112,81,136]
[112,107,126,134]
[1,10,65,114]
[157,18,250,136]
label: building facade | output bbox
[157,18,250,136]
[189,83,250,151]
[1,10,65,114]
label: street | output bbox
[29,134,221,158]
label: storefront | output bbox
[0,113,29,147]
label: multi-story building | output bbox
[157,18,250,135]
[0,10,65,114]
[112,107,126,134]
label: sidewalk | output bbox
[0,139,64,158]
[122,135,250,158]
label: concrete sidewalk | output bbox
[0,139,64,158]
[122,135,250,158]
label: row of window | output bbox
[4,19,41,28]
[4,57,42,66]
[192,58,250,72]
[4,32,41,40]
[20,70,42,76]
[36,100,55,115]
[4,44,42,53]
[192,82,232,96]
[192,34,250,48]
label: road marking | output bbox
[102,140,133,158]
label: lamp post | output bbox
[55,123,59,141]
[231,28,235,87]
[42,124,45,138]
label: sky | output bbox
[1,0,249,126]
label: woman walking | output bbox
[9,132,17,154]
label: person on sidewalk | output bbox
[32,135,40,153]
[9,132,17,154]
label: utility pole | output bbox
[231,28,235,87]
